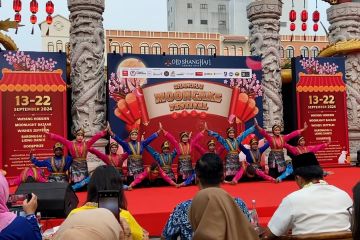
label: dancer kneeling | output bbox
[228,138,275,184]
[30,143,72,182]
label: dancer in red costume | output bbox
[44,125,108,190]
[9,167,47,186]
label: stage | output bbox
[9,166,360,237]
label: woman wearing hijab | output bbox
[187,153,259,240]
[0,174,41,240]
[53,208,131,240]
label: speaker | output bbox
[16,182,79,218]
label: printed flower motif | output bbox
[4,51,57,72]
[300,57,338,75]
[223,73,263,97]
[109,72,145,101]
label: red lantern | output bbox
[46,15,53,25]
[301,10,308,22]
[301,22,307,31]
[312,10,320,23]
[30,0,38,14]
[46,1,54,15]
[313,23,319,32]
[30,14,37,24]
[289,10,296,22]
[13,0,22,12]
[290,23,296,31]
[14,12,21,23]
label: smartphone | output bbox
[97,190,120,221]
[8,193,32,207]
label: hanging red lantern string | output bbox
[312,0,320,41]
[45,0,54,36]
[288,0,296,42]
[29,0,38,34]
[13,0,22,34]
[301,0,307,41]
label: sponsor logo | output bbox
[195,72,204,76]
[122,70,128,76]
[235,72,240,77]
[241,71,251,78]
[164,58,212,67]
[164,71,170,76]
[170,71,176,77]
[130,71,136,76]
[224,72,228,77]
[229,72,234,77]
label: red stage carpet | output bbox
[9,167,360,236]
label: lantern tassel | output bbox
[15,27,18,34]
[46,27,49,36]
[303,34,306,41]
[290,34,293,42]
[314,34,317,42]
[31,25,34,35]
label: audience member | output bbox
[352,181,360,240]
[162,153,256,240]
[53,208,131,240]
[263,152,353,238]
[0,174,41,240]
[69,165,148,240]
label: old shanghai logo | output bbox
[164,58,212,67]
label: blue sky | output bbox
[0,0,328,51]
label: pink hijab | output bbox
[0,174,16,232]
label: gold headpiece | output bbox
[250,138,258,145]
[53,142,64,150]
[226,127,235,135]
[74,128,85,136]
[129,129,139,135]
[180,132,189,139]
[272,124,281,132]
[162,141,170,150]
[109,142,119,148]
[207,140,216,146]
[297,136,305,145]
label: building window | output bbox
[200,20,208,25]
[152,43,161,55]
[180,44,190,55]
[208,45,216,55]
[286,46,294,58]
[279,46,284,58]
[169,44,178,55]
[311,46,319,57]
[196,44,206,55]
[140,43,150,54]
[219,20,226,28]
[110,42,120,53]
[301,46,309,58]
[237,47,243,56]
[218,4,226,12]
[48,42,54,52]
[200,4,208,9]
[187,3,192,8]
[223,47,229,56]
[230,45,236,56]
[56,40,63,52]
[122,42,132,54]
[188,19,193,24]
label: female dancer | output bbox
[276,136,330,182]
[88,142,128,181]
[161,123,202,183]
[109,124,161,185]
[206,122,255,181]
[45,126,108,190]
[254,119,307,178]
[145,141,177,182]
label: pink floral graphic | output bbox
[223,74,263,97]
[109,72,146,101]
[300,57,339,75]
[4,51,57,72]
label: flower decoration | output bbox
[109,72,146,101]
[223,73,263,97]
[300,57,339,75]
[4,51,57,72]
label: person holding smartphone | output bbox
[69,165,149,240]
[0,173,41,240]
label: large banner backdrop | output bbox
[107,54,263,165]
[0,51,68,177]
[293,57,349,166]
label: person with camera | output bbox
[0,174,41,240]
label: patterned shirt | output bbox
[162,197,250,240]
